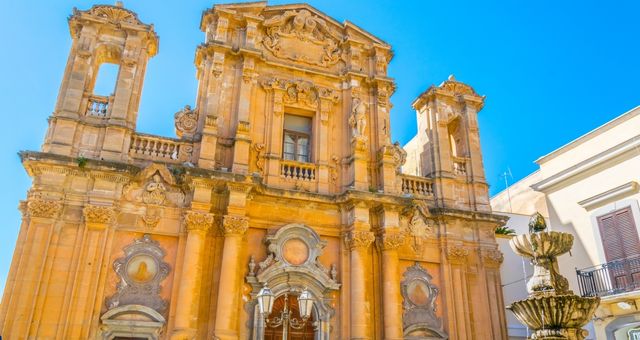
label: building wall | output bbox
[0,2,510,340]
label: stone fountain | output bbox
[507,213,600,339]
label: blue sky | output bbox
[0,0,638,290]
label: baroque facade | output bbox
[0,2,508,339]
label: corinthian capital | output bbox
[446,246,469,262]
[27,198,62,219]
[345,230,375,250]
[184,211,214,233]
[83,205,116,224]
[222,215,249,236]
[379,232,405,250]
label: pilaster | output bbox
[65,204,116,339]
[171,211,214,340]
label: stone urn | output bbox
[506,213,599,340]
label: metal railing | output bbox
[576,254,640,297]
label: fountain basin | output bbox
[510,231,574,259]
[507,294,600,330]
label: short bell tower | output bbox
[410,75,490,211]
[43,2,158,161]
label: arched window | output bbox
[93,63,120,96]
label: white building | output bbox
[492,105,640,339]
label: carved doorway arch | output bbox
[246,224,340,340]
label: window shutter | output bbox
[598,207,640,262]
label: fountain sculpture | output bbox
[507,213,600,339]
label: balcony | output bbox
[86,95,111,117]
[452,157,468,176]
[400,174,434,197]
[280,159,316,181]
[129,134,193,164]
[576,255,640,298]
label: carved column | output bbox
[1,198,62,339]
[346,230,375,339]
[66,204,116,339]
[213,215,249,340]
[379,232,404,340]
[171,211,214,340]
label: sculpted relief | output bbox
[262,9,343,67]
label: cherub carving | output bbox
[142,173,166,205]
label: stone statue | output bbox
[349,98,367,137]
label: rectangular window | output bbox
[283,114,312,163]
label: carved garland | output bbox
[379,232,405,250]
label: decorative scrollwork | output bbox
[174,105,198,139]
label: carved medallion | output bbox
[282,238,310,265]
[106,234,170,313]
[401,263,446,337]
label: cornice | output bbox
[577,181,639,210]
[532,136,640,192]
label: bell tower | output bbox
[411,75,491,211]
[43,2,158,161]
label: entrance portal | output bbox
[264,294,316,340]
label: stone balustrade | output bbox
[280,159,316,181]
[129,133,193,163]
[400,174,434,196]
[452,157,468,175]
[86,95,111,117]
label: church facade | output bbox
[0,2,509,339]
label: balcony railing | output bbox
[129,134,193,164]
[400,174,434,196]
[86,95,110,117]
[576,254,640,298]
[452,157,468,176]
[280,160,316,181]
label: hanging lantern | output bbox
[257,284,275,316]
[298,288,314,320]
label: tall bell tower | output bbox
[43,3,158,161]
[410,75,491,211]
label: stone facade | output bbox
[0,2,508,339]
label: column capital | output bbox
[83,204,116,228]
[378,232,405,251]
[27,198,63,219]
[445,245,469,263]
[222,215,249,236]
[480,248,504,267]
[345,230,375,250]
[184,211,214,233]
